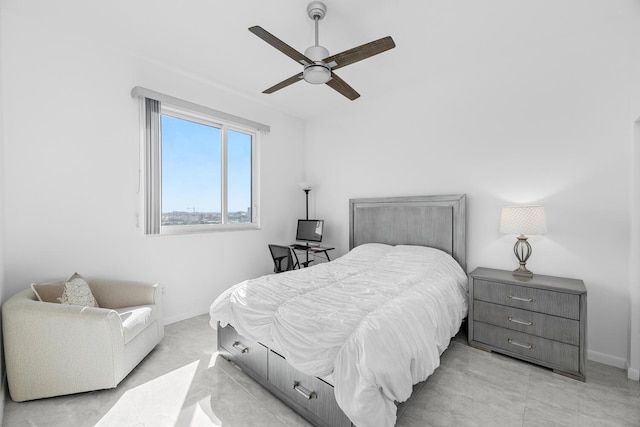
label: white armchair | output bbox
[2,278,164,402]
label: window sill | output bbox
[153,223,260,236]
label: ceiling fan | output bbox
[249,1,396,100]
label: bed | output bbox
[209,194,467,427]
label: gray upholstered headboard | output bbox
[349,194,466,271]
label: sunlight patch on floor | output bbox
[95,361,200,427]
[176,396,222,427]
[207,351,219,368]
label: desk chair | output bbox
[268,244,314,273]
[268,244,296,273]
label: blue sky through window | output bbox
[161,115,252,214]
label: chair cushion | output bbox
[58,273,99,307]
[114,305,158,344]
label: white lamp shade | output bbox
[298,181,312,190]
[500,205,547,235]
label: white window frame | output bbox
[138,95,262,236]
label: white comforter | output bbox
[209,243,468,427]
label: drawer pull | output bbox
[508,317,533,326]
[232,341,249,354]
[508,294,534,303]
[507,338,534,350]
[292,381,317,400]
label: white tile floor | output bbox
[3,314,640,426]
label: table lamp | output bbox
[500,205,547,278]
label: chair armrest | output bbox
[89,279,161,309]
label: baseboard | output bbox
[587,349,627,369]
[164,308,209,325]
[626,363,640,381]
[577,350,639,381]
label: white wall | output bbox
[631,119,640,380]
[1,10,306,324]
[306,3,639,367]
[629,0,640,382]
[0,5,6,420]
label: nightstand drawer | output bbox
[474,279,580,319]
[474,300,579,345]
[474,322,579,372]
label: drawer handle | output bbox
[507,338,534,350]
[232,341,249,354]
[508,317,533,326]
[292,381,317,400]
[508,294,534,303]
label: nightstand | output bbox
[468,267,587,381]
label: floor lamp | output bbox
[298,182,312,220]
[298,182,313,267]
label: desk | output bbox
[289,244,334,268]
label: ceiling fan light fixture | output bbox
[303,64,331,84]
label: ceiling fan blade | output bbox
[263,73,304,94]
[324,36,396,71]
[249,26,312,65]
[325,73,360,100]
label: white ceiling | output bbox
[2,0,607,120]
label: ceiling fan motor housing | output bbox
[304,45,329,61]
[303,45,331,84]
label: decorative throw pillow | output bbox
[31,282,65,303]
[58,273,99,307]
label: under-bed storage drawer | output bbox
[218,324,268,379]
[268,350,351,427]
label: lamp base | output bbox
[512,266,533,278]
[512,236,533,278]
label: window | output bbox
[137,90,265,235]
[160,108,255,229]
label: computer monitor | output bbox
[296,219,324,244]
